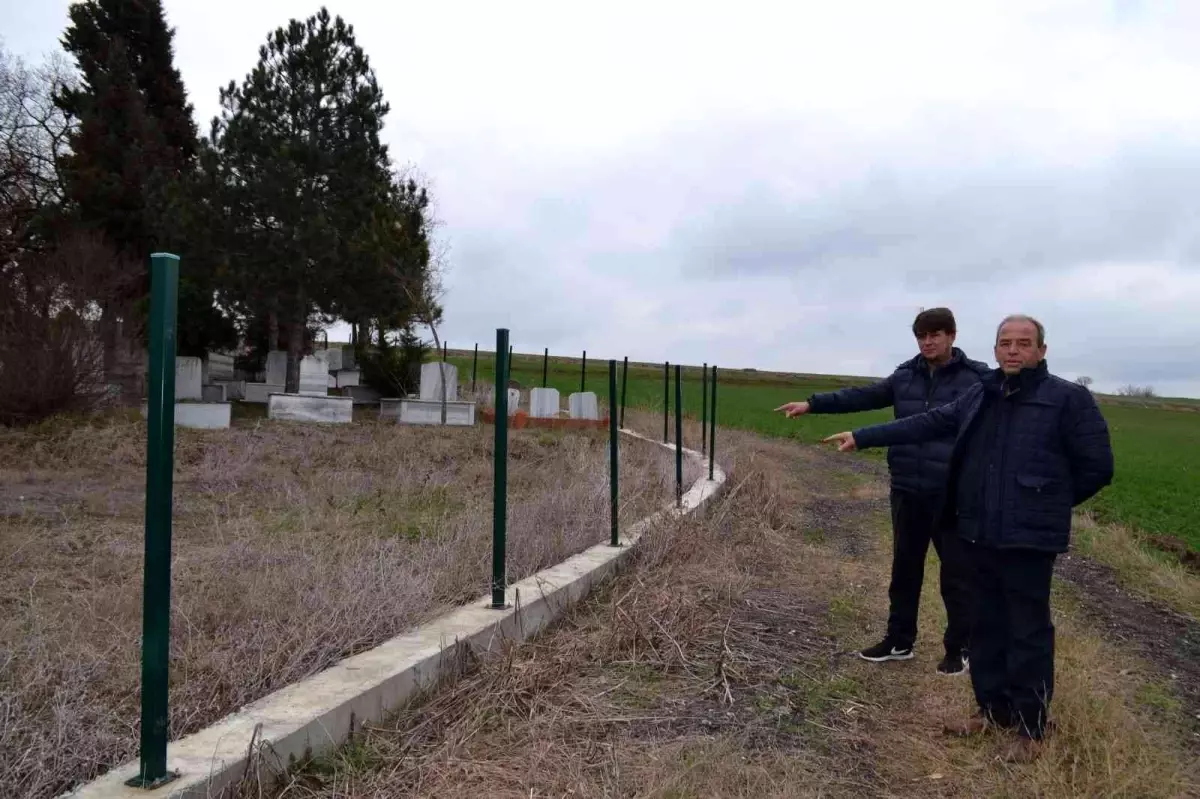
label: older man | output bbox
[776,307,988,675]
[823,315,1114,761]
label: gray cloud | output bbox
[678,142,1200,286]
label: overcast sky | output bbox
[6,0,1200,396]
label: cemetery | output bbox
[0,353,711,797]
[0,252,720,796]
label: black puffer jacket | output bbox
[807,348,990,495]
[851,361,1115,553]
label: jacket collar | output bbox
[983,360,1050,395]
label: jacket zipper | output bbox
[920,365,940,490]
[993,387,1018,545]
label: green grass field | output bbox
[447,349,1200,552]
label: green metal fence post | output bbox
[492,328,510,609]
[674,363,683,507]
[663,361,669,443]
[471,343,478,392]
[701,362,708,454]
[543,347,549,387]
[581,350,587,393]
[608,359,620,546]
[442,342,447,361]
[709,365,717,481]
[127,253,181,790]
[619,356,628,428]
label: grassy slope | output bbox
[450,350,1200,551]
[274,422,1198,799]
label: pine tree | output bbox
[56,0,234,366]
[211,7,396,392]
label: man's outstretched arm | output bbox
[778,375,896,418]
[824,387,975,451]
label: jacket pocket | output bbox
[1015,473,1060,493]
[1012,473,1072,548]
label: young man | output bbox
[775,307,989,674]
[822,315,1114,761]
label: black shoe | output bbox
[937,651,969,675]
[859,637,914,662]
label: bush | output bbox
[359,328,428,396]
[0,305,107,426]
[0,233,136,426]
[1117,384,1156,399]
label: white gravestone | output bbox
[336,369,360,388]
[507,388,521,415]
[419,362,458,401]
[299,355,328,395]
[568,391,599,420]
[324,348,343,372]
[175,357,203,401]
[529,387,560,418]
[207,351,236,380]
[265,351,288,387]
[213,380,245,400]
[141,402,230,429]
[268,394,352,423]
[243,383,284,403]
[386,398,475,426]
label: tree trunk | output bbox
[268,309,280,351]
[285,294,305,393]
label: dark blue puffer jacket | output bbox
[807,348,990,495]
[852,361,1115,553]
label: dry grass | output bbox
[0,411,680,799]
[1071,513,1200,620]
[267,415,1199,798]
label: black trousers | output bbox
[966,542,1057,740]
[886,490,972,655]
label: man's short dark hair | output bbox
[913,307,956,337]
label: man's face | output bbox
[994,320,1046,375]
[916,329,955,363]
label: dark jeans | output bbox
[886,490,973,655]
[966,542,1057,740]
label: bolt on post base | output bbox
[125,770,180,790]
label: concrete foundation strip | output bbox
[65,428,727,798]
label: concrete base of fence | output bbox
[62,431,725,799]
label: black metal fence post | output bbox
[663,361,669,443]
[674,363,683,507]
[492,329,510,609]
[471,343,478,392]
[701,361,708,454]
[543,347,549,387]
[619,356,628,428]
[609,360,620,546]
[128,253,181,790]
[709,365,717,481]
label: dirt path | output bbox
[1055,553,1200,742]
[260,429,1199,799]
